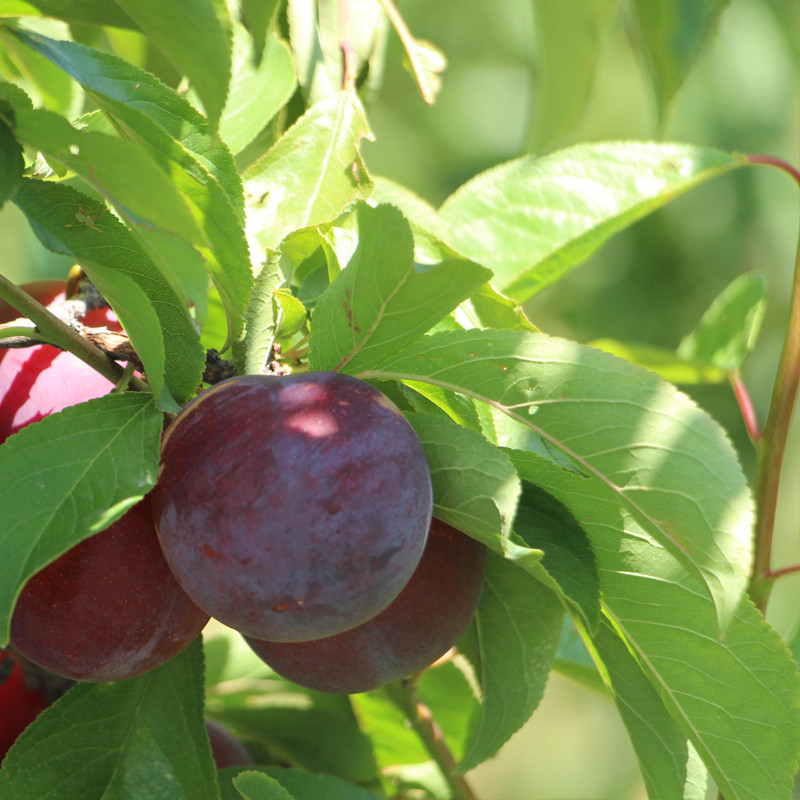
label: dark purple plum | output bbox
[10,495,209,682]
[245,518,486,694]
[205,718,254,768]
[152,372,432,642]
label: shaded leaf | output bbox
[439,142,744,302]
[677,273,766,372]
[458,551,564,771]
[240,0,283,64]
[310,203,491,373]
[0,0,137,27]
[233,771,293,800]
[219,767,381,800]
[0,639,217,800]
[0,392,161,645]
[0,114,22,207]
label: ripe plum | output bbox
[0,651,48,764]
[245,518,486,693]
[153,372,432,642]
[10,495,209,682]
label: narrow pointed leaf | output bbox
[114,0,232,135]
[458,552,564,771]
[0,392,161,645]
[439,143,745,302]
[14,178,205,407]
[360,328,753,630]
[243,90,372,257]
[631,0,732,118]
[0,639,218,800]
[240,0,283,64]
[677,273,766,372]
[310,204,491,373]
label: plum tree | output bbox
[0,651,48,764]
[10,494,209,682]
[244,518,486,694]
[0,280,120,442]
[153,371,433,642]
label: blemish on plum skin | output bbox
[203,544,223,560]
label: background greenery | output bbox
[0,1,797,797]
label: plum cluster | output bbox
[1,280,486,695]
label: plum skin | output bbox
[153,371,433,642]
[9,494,210,683]
[245,518,486,694]
[205,718,254,768]
[0,652,48,764]
[0,280,120,443]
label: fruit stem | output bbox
[384,677,479,800]
[0,272,149,392]
[729,370,762,443]
[747,155,800,612]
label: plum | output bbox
[0,280,120,443]
[205,718,254,768]
[153,371,433,642]
[9,494,209,682]
[244,518,486,694]
[0,651,48,764]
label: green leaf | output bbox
[239,0,282,64]
[527,0,619,151]
[512,480,600,630]
[512,450,800,800]
[631,0,732,118]
[0,0,137,27]
[114,0,232,135]
[456,284,539,333]
[0,392,161,645]
[592,620,709,800]
[0,639,218,800]
[361,328,754,630]
[15,30,252,340]
[310,204,492,373]
[243,251,282,375]
[439,142,744,302]
[590,338,727,384]
[233,771,293,800]
[218,25,296,155]
[14,178,205,407]
[219,767,382,800]
[458,552,564,771]
[0,114,22,207]
[242,90,372,258]
[403,411,527,558]
[677,273,766,372]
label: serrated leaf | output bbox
[310,203,491,373]
[233,771,293,800]
[114,0,232,135]
[0,392,160,645]
[0,639,218,800]
[219,767,382,800]
[243,251,282,375]
[511,450,800,800]
[631,0,732,118]
[240,0,282,64]
[360,328,753,631]
[591,338,727,384]
[0,114,22,207]
[403,411,524,555]
[439,142,744,302]
[593,620,709,800]
[458,551,564,771]
[243,90,372,258]
[219,25,296,155]
[527,0,619,151]
[677,273,766,372]
[14,178,205,407]
[15,30,252,341]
